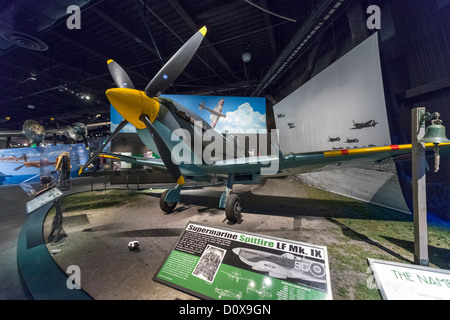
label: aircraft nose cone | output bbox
[232,248,241,255]
[106,88,146,129]
[106,88,142,108]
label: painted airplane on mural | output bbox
[78,26,450,224]
[199,98,226,128]
[350,119,378,130]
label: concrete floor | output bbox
[0,174,413,300]
[1,174,343,300]
[41,178,333,300]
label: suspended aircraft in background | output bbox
[78,26,450,224]
[0,119,110,147]
[199,98,226,128]
[350,120,378,130]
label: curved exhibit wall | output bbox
[17,200,92,300]
[274,33,391,154]
[273,33,410,214]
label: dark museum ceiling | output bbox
[0,0,350,134]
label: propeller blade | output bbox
[145,26,206,97]
[78,119,128,175]
[139,114,185,186]
[107,60,135,89]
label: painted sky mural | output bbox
[111,94,266,134]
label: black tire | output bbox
[225,194,242,223]
[160,189,177,213]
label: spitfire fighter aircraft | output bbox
[232,247,327,283]
[199,98,226,128]
[79,26,450,224]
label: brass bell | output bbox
[419,120,450,145]
[419,117,450,172]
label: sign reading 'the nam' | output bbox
[368,259,450,300]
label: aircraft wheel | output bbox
[160,190,177,213]
[225,194,242,223]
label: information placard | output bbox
[154,222,332,300]
[26,188,63,214]
[368,258,450,300]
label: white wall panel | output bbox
[274,33,391,154]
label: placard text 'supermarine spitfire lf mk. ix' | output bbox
[79,27,450,224]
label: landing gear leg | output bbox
[219,174,242,224]
[160,184,182,213]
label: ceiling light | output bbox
[334,1,344,9]
[242,52,252,63]
[27,104,35,109]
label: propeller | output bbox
[79,26,207,184]
[145,26,206,97]
[108,59,135,89]
[78,119,128,175]
[140,114,184,185]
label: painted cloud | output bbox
[214,102,266,133]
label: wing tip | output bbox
[107,59,114,64]
[199,26,207,36]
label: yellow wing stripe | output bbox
[98,154,120,160]
[324,143,450,157]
